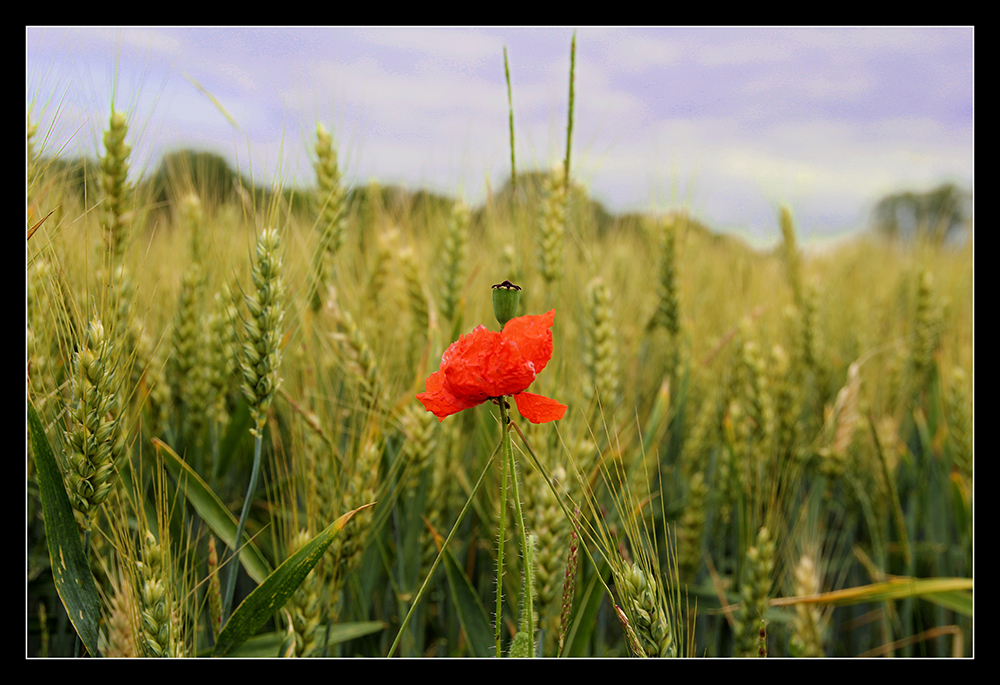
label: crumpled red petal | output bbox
[417,370,478,421]
[513,391,568,424]
[441,325,537,399]
[501,310,555,376]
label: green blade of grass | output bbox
[924,589,973,616]
[155,437,273,584]
[204,621,387,657]
[562,554,611,657]
[215,398,252,484]
[28,401,102,657]
[441,537,494,657]
[213,503,374,656]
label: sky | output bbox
[26,26,974,248]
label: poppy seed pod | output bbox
[492,280,521,329]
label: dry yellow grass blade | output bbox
[770,576,972,614]
[27,208,55,242]
[858,624,965,657]
[183,73,240,131]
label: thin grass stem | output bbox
[387,440,502,657]
[222,432,263,621]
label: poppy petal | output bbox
[487,338,538,396]
[513,391,568,424]
[417,371,480,420]
[442,325,536,399]
[502,310,555,375]
[417,310,565,423]
[437,326,495,400]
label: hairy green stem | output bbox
[507,429,534,652]
[496,398,512,657]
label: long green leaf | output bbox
[442,540,493,657]
[213,503,374,656]
[28,401,102,657]
[925,589,973,616]
[155,437,272,584]
[199,621,386,657]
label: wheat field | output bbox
[26,46,973,658]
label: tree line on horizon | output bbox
[30,147,971,247]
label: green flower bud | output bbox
[492,280,521,329]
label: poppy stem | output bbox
[496,397,512,657]
[492,398,535,655]
[506,417,535,653]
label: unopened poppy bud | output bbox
[492,280,521,329]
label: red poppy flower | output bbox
[417,310,568,423]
